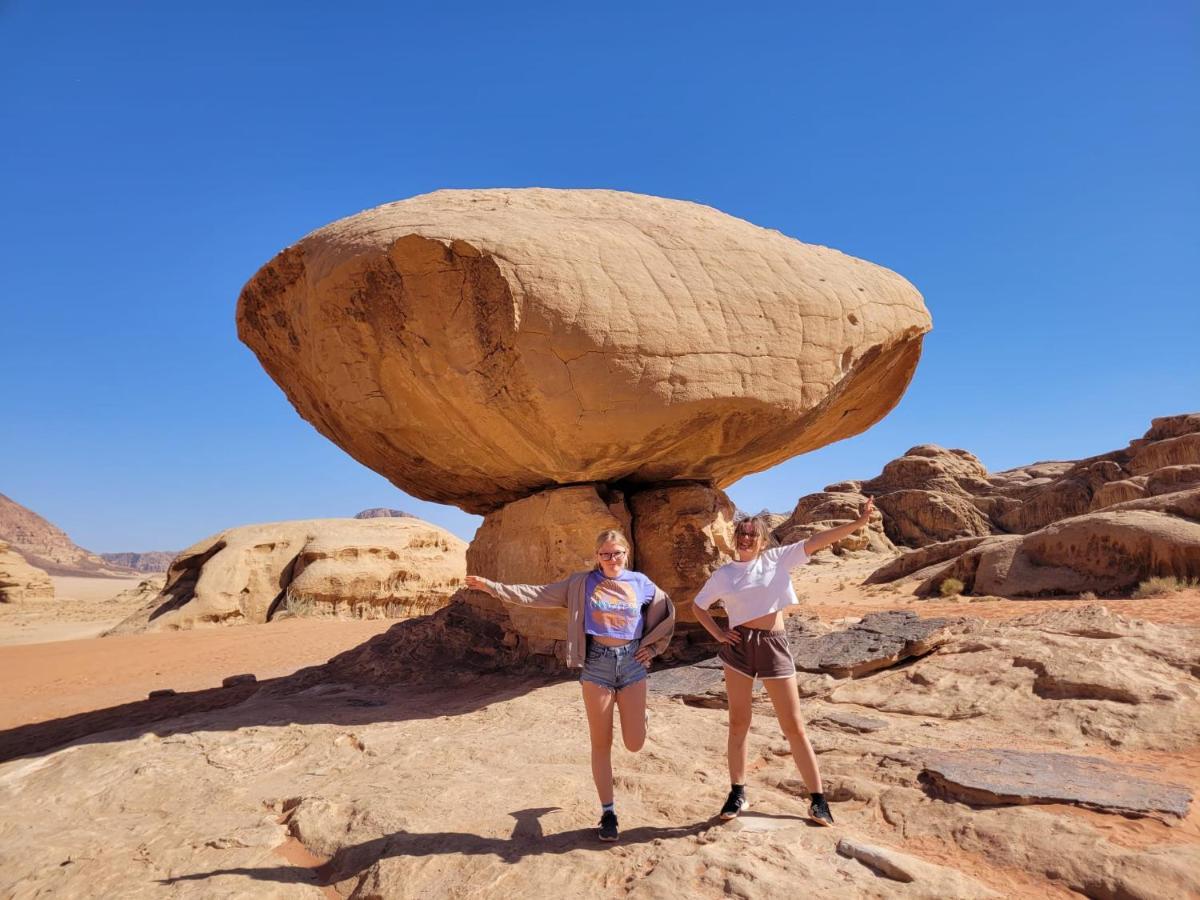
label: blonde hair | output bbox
[593,529,632,570]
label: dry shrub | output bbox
[939,577,964,598]
[1133,576,1199,599]
[1078,591,1098,602]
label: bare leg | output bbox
[615,679,648,752]
[723,665,755,784]
[762,675,823,794]
[581,681,616,804]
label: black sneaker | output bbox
[598,810,619,842]
[808,794,834,827]
[719,788,749,820]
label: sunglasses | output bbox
[598,550,627,560]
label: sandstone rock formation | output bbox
[99,551,175,573]
[353,508,414,519]
[237,188,932,667]
[776,414,1200,597]
[628,483,736,617]
[921,749,1191,820]
[898,488,1200,597]
[109,517,465,633]
[0,492,133,577]
[465,484,630,650]
[0,539,53,602]
[4,606,1196,899]
[238,188,930,514]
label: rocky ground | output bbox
[1,557,1197,899]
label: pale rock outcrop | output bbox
[874,488,992,547]
[238,188,931,514]
[907,488,1200,597]
[110,518,465,633]
[1128,432,1200,475]
[0,540,54,602]
[1145,464,1200,496]
[773,491,892,554]
[628,483,735,618]
[3,606,1197,899]
[840,414,1200,595]
[1090,476,1148,509]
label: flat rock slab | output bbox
[791,611,950,678]
[648,657,726,706]
[922,749,1193,820]
[813,710,890,733]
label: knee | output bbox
[780,718,807,742]
[728,714,752,738]
[590,729,614,753]
[623,732,646,753]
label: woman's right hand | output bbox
[465,575,493,596]
[713,628,740,645]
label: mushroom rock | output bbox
[237,189,931,515]
[627,483,736,620]
[464,484,631,648]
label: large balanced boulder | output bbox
[238,189,931,514]
[110,517,466,633]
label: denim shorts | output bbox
[580,637,648,692]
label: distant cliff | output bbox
[99,551,176,573]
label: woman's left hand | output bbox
[856,496,875,527]
[634,646,654,665]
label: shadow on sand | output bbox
[159,807,714,890]
[0,610,572,764]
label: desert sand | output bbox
[0,576,146,645]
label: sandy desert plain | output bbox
[2,190,1199,899]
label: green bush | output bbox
[939,577,964,598]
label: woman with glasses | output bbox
[690,498,875,827]
[466,529,675,843]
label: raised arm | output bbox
[465,574,570,608]
[802,497,875,556]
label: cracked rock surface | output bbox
[237,188,930,513]
[2,606,1197,899]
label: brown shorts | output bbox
[719,625,797,680]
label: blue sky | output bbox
[2,2,1197,552]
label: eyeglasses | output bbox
[598,550,627,560]
[735,530,758,539]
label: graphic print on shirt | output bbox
[588,578,642,634]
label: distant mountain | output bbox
[99,551,176,573]
[354,508,415,519]
[0,492,135,577]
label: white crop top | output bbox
[691,541,810,627]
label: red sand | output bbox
[0,618,395,730]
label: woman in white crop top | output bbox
[691,498,874,827]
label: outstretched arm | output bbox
[802,497,875,556]
[465,574,570,608]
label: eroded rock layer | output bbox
[238,189,930,513]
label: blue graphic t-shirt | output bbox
[584,569,656,640]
